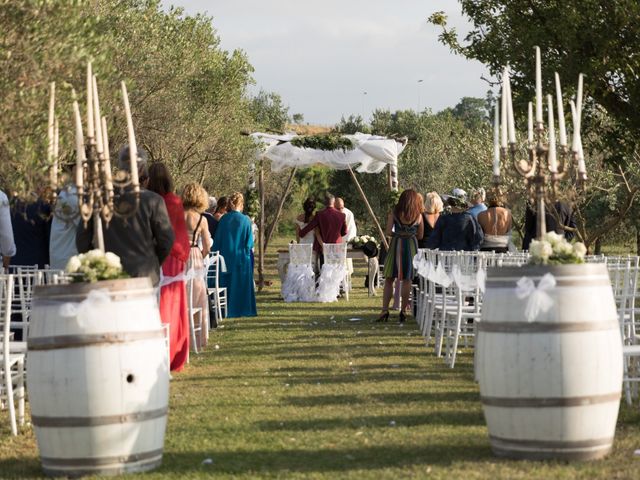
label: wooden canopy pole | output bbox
[264,166,297,252]
[347,166,389,251]
[257,159,265,291]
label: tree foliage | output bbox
[0,0,270,198]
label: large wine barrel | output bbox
[477,264,622,460]
[27,277,169,477]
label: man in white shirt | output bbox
[0,190,16,270]
[336,197,357,282]
[336,197,356,243]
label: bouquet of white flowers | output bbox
[349,235,379,249]
[65,249,129,283]
[529,232,587,265]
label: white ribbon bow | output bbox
[515,273,556,322]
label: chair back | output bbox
[289,243,313,266]
[206,251,223,290]
[323,243,347,265]
[1,274,14,360]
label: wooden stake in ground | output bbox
[347,166,389,251]
[264,166,297,252]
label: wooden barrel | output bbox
[27,277,169,477]
[477,264,622,461]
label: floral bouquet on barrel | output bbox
[66,249,129,283]
[528,231,587,265]
[349,235,379,249]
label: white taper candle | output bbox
[501,69,508,148]
[121,81,139,188]
[101,116,113,192]
[71,90,85,190]
[547,94,557,172]
[535,46,543,124]
[554,73,567,146]
[493,101,500,177]
[86,63,94,140]
[47,82,56,190]
[506,74,516,144]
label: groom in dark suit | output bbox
[299,192,347,265]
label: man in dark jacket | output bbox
[426,195,483,251]
[76,147,174,286]
[522,200,576,251]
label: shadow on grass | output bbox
[152,443,493,475]
[283,390,479,407]
[255,411,485,431]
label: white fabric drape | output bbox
[250,132,406,174]
[281,264,316,302]
[316,264,346,303]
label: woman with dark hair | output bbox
[477,191,513,253]
[295,197,316,244]
[147,162,190,371]
[379,189,424,323]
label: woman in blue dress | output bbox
[213,192,257,318]
[379,189,424,323]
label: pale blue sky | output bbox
[161,0,490,125]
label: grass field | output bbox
[1,238,640,479]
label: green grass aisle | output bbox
[1,239,640,478]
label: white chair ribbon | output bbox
[158,267,207,288]
[476,267,486,293]
[412,254,431,279]
[433,263,452,287]
[451,264,476,291]
[515,273,556,322]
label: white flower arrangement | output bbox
[349,235,379,248]
[529,232,586,265]
[66,249,128,283]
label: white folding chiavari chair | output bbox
[0,274,25,436]
[443,252,487,368]
[317,243,348,302]
[206,251,228,325]
[186,276,203,355]
[281,243,316,302]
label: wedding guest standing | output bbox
[148,163,190,371]
[477,191,513,253]
[182,182,211,349]
[11,193,51,268]
[467,187,487,218]
[378,189,424,323]
[0,189,16,271]
[522,200,576,250]
[426,193,483,251]
[76,147,174,286]
[50,166,80,270]
[213,192,257,318]
[203,196,217,242]
[336,197,357,243]
[208,196,228,241]
[418,191,443,248]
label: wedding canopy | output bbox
[248,131,407,289]
[250,132,407,174]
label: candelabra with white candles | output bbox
[491,46,587,240]
[48,63,142,252]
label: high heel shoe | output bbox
[375,311,389,323]
[399,311,407,323]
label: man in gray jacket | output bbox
[76,147,174,286]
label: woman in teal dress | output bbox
[212,192,257,317]
[379,189,424,323]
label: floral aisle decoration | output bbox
[528,231,587,265]
[65,249,129,283]
[349,235,379,249]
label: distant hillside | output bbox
[286,124,333,135]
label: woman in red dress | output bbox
[148,163,190,371]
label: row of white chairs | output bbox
[413,249,640,406]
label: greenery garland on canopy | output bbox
[290,134,354,152]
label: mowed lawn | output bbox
[2,238,640,479]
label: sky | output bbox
[161,0,490,125]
